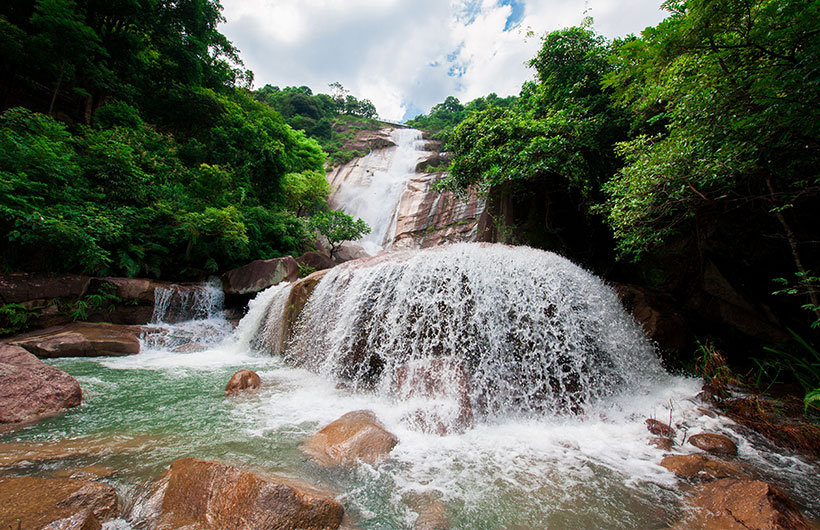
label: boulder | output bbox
[282,270,331,353]
[296,251,336,272]
[0,476,117,529]
[222,256,299,295]
[0,274,90,304]
[395,358,474,435]
[333,243,369,264]
[225,369,262,396]
[301,410,398,467]
[155,458,343,530]
[689,433,738,457]
[660,454,746,480]
[613,283,687,356]
[645,418,675,437]
[684,479,809,530]
[9,323,140,358]
[0,344,82,423]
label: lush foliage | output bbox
[0,1,361,279]
[406,94,516,144]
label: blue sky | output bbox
[219,0,668,122]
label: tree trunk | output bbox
[48,61,65,116]
[766,175,820,322]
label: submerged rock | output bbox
[222,256,299,295]
[0,344,82,424]
[301,410,398,467]
[689,433,738,457]
[9,322,140,358]
[154,458,343,530]
[406,492,450,530]
[649,437,674,451]
[660,454,746,480]
[395,358,474,435]
[224,369,262,396]
[0,476,118,529]
[683,478,809,530]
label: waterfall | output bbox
[329,129,427,254]
[282,243,665,419]
[151,277,224,324]
[228,282,292,354]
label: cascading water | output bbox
[329,129,427,254]
[150,277,224,324]
[286,243,665,420]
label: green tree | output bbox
[308,211,370,258]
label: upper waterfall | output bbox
[327,129,428,254]
[284,243,665,419]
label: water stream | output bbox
[2,245,818,529]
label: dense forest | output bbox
[0,0,372,280]
[411,1,820,404]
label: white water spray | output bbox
[285,243,666,419]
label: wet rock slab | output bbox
[0,344,82,424]
[8,322,140,358]
[154,458,344,530]
[660,454,747,480]
[682,478,809,530]
[0,476,118,529]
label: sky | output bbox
[219,0,669,122]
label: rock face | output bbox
[660,454,746,480]
[9,323,140,358]
[0,344,82,423]
[614,283,687,356]
[155,458,344,530]
[689,433,738,457]
[222,256,299,295]
[333,126,396,154]
[395,358,474,435]
[390,172,485,251]
[0,476,118,529]
[225,369,262,395]
[301,410,398,467]
[685,479,809,530]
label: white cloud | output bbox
[219,0,667,121]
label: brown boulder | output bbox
[282,269,330,354]
[301,410,398,467]
[649,437,674,451]
[297,251,336,272]
[155,458,343,530]
[683,479,808,529]
[225,369,262,395]
[660,454,746,480]
[0,273,90,304]
[395,358,474,435]
[9,322,140,358]
[689,433,738,457]
[222,256,299,295]
[645,418,675,437]
[0,476,117,529]
[0,344,82,423]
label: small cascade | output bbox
[228,282,292,354]
[283,243,665,420]
[142,278,230,351]
[329,129,427,254]
[151,277,224,324]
